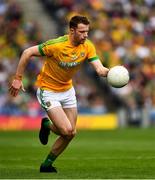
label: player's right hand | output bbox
[9,79,25,97]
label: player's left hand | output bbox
[9,78,25,97]
[103,67,109,77]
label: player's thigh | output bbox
[61,87,77,129]
[47,106,72,134]
[63,107,78,130]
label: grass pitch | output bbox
[0,128,155,179]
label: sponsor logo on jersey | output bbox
[59,61,81,68]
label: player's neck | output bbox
[69,34,79,47]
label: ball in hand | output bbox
[107,65,129,88]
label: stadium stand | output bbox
[1,0,155,126]
[0,0,43,116]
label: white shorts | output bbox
[36,87,77,111]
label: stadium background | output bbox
[0,0,155,179]
[1,0,155,129]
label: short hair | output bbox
[69,15,90,29]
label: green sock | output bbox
[44,118,52,129]
[42,153,57,167]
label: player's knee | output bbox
[62,128,76,140]
[60,126,73,137]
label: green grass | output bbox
[0,128,155,179]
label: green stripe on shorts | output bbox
[40,89,47,111]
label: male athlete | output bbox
[9,15,109,173]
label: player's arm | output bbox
[9,45,41,97]
[89,59,109,77]
[87,40,109,77]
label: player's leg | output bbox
[48,87,78,156]
[46,107,77,136]
[63,107,77,134]
[40,106,76,172]
[38,87,77,172]
[50,107,78,155]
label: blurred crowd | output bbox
[1,0,155,124]
[0,0,43,116]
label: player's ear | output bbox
[70,28,75,34]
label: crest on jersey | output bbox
[46,101,51,107]
[80,52,85,57]
[71,52,78,60]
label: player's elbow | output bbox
[22,49,32,60]
[22,46,38,58]
[21,49,34,65]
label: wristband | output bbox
[14,74,22,80]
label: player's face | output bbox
[72,23,89,45]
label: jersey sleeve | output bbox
[38,39,55,57]
[87,40,99,62]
